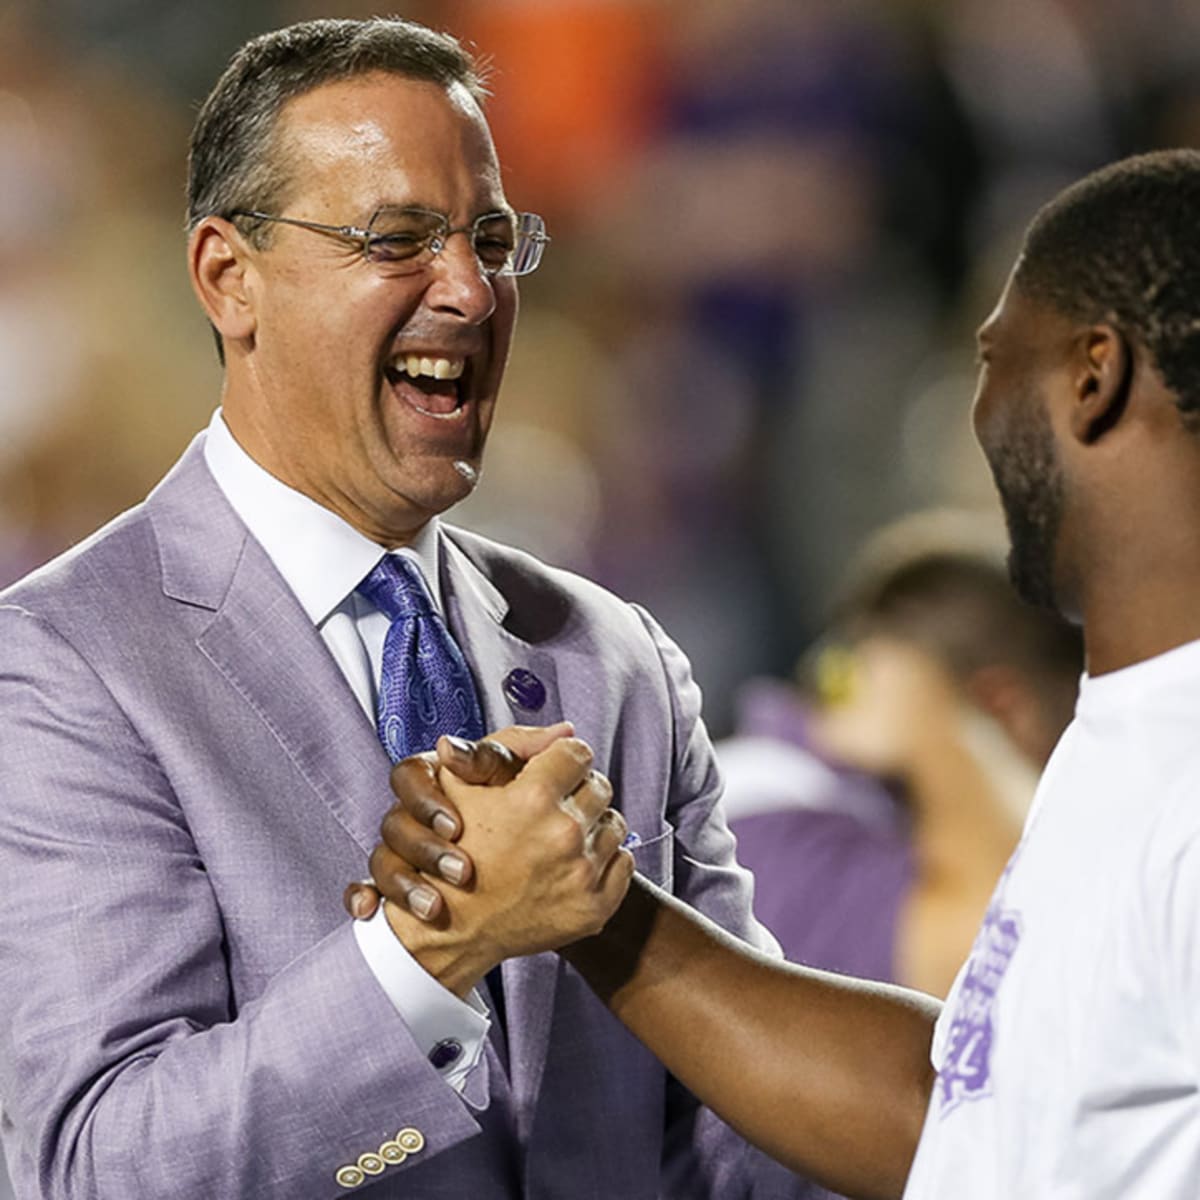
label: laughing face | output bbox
[220,73,517,545]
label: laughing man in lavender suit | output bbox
[0,17,807,1200]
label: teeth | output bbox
[393,354,465,380]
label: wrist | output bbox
[384,900,500,998]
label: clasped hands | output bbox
[345,723,634,996]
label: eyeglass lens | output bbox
[364,208,545,276]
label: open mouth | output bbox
[384,353,470,418]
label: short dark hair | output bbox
[186,17,487,361]
[188,16,487,239]
[1015,149,1200,426]
[188,15,487,236]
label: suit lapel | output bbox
[440,529,565,1143]
[152,452,567,1137]
[438,531,564,733]
[150,439,391,855]
[196,553,392,854]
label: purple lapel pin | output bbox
[503,668,547,712]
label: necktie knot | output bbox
[359,554,433,622]
[359,551,484,764]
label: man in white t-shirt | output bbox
[896,146,1200,1195]
[358,147,1200,1198]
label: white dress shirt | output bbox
[202,408,489,1095]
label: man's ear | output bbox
[1070,322,1131,444]
[188,217,257,345]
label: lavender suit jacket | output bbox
[0,436,804,1199]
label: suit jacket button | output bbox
[503,668,546,712]
[379,1140,407,1165]
[357,1152,385,1176]
[428,1038,463,1070]
[335,1164,365,1188]
[396,1127,426,1154]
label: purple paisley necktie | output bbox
[358,555,507,1033]
[358,554,485,761]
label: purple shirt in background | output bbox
[719,681,916,1200]
[720,679,915,984]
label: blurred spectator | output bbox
[573,0,967,725]
[720,512,1083,998]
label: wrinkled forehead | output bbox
[274,74,503,208]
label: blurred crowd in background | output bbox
[3,2,1200,1194]
[4,0,1200,729]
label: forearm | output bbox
[6,921,479,1199]
[563,876,939,1200]
[0,612,477,1198]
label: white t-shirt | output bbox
[904,638,1200,1198]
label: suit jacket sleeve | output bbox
[0,606,482,1198]
[630,606,825,1200]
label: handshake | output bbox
[343,722,635,996]
[343,723,940,1200]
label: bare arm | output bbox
[563,875,938,1200]
[348,733,940,1200]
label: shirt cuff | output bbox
[353,901,490,1094]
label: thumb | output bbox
[436,734,521,786]
[436,722,574,786]
[487,721,575,760]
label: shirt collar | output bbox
[201,408,442,625]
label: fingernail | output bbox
[410,886,439,920]
[438,853,466,884]
[350,892,372,919]
[444,735,474,756]
[622,831,641,849]
[433,812,458,840]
